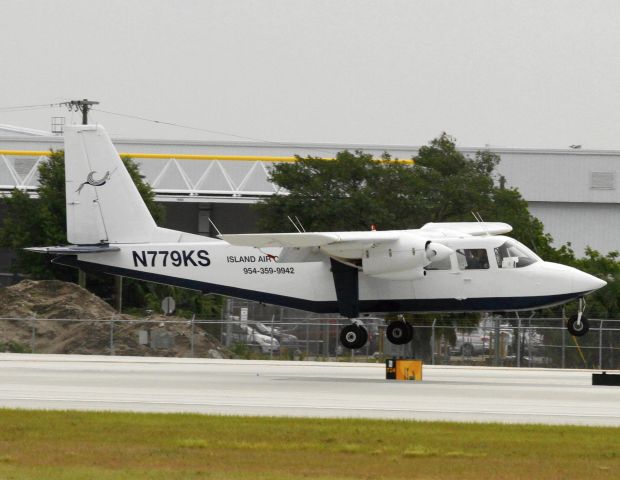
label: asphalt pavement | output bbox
[0,354,618,426]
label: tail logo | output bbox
[76,170,111,193]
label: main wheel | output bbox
[567,314,590,337]
[386,321,413,345]
[339,324,368,350]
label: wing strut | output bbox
[330,258,360,318]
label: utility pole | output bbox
[63,99,99,125]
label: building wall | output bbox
[160,203,259,237]
[2,132,619,257]
[210,203,259,235]
[495,150,620,204]
[529,202,620,256]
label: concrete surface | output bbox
[0,354,618,426]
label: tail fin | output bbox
[64,125,157,244]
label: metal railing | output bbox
[1,313,618,370]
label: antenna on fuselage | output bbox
[208,218,223,237]
[287,216,304,233]
[294,216,306,232]
[471,211,490,236]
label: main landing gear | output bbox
[339,317,414,350]
[386,319,413,345]
[567,298,590,337]
[339,321,368,350]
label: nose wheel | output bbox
[386,320,414,345]
[339,323,368,350]
[567,298,590,337]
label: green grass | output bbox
[0,409,618,479]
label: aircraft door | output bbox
[455,248,496,301]
[421,253,461,302]
[492,240,539,296]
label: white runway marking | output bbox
[0,354,618,426]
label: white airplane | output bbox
[28,125,606,350]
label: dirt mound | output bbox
[0,280,231,358]
[0,279,118,320]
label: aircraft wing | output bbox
[220,231,401,250]
[421,222,512,236]
[221,224,509,261]
[220,233,341,248]
[221,222,512,249]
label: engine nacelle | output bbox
[362,235,453,280]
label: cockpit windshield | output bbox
[494,240,539,268]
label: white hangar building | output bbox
[0,124,618,258]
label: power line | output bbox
[0,101,362,157]
[92,107,293,146]
[61,99,99,125]
[0,102,64,112]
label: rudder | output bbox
[64,125,157,245]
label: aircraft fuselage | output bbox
[54,234,602,315]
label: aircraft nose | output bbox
[572,269,607,293]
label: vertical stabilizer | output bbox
[64,125,157,244]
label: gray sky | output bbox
[1,0,619,148]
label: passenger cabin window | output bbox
[425,256,451,270]
[456,249,489,270]
[494,240,538,268]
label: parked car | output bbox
[224,323,280,354]
[453,329,492,356]
[452,321,515,357]
[253,322,299,346]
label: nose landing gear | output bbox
[567,298,590,337]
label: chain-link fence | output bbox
[1,302,619,369]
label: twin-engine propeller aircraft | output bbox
[28,125,606,350]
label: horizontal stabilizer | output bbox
[25,245,121,255]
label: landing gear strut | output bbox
[386,319,414,345]
[567,298,590,337]
[339,323,368,350]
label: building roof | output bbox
[1,124,620,255]
[0,124,52,137]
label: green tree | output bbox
[257,150,416,231]
[0,151,70,279]
[574,249,620,318]
[258,133,556,253]
[121,155,165,224]
[0,151,223,317]
[0,151,163,278]
[411,136,498,223]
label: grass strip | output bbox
[0,409,618,479]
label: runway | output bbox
[0,353,618,426]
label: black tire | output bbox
[339,324,368,350]
[567,314,590,337]
[462,343,474,357]
[386,321,413,345]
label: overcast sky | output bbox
[1,0,619,148]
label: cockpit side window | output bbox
[456,249,489,270]
[494,240,538,268]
